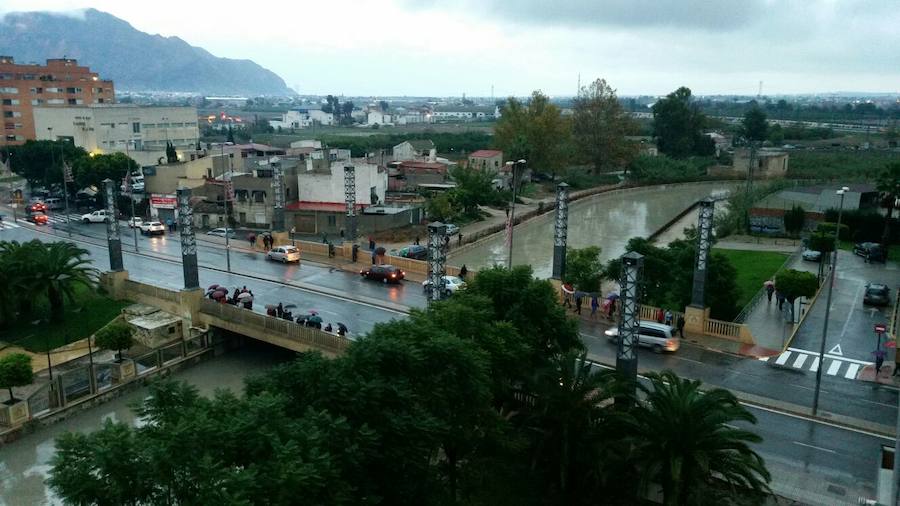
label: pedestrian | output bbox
[248,233,256,249]
[241,285,248,293]
[166,218,173,232]
[505,207,510,218]
[459,264,468,280]
[575,293,583,315]
[322,232,328,244]
[368,236,375,250]
[677,316,685,338]
[276,302,283,318]
[414,236,420,245]
[608,299,616,320]
[776,291,785,311]
[371,249,376,265]
[876,352,885,376]
[590,295,599,319]
[231,288,240,303]
[664,309,673,326]
[765,282,775,303]
[458,233,463,247]
[340,228,345,239]
[562,282,574,308]
[656,307,664,324]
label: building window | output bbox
[253,191,265,203]
[2,111,12,118]
[47,98,64,105]
[132,122,140,133]
[45,87,61,93]
[239,212,246,223]
[4,123,14,130]
[31,99,44,105]
[65,87,82,93]
[0,87,18,94]
[328,215,337,226]
[1,99,19,105]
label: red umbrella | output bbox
[208,284,220,290]
[212,291,226,300]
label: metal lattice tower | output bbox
[271,159,285,232]
[551,182,570,280]
[427,222,448,302]
[177,187,200,289]
[344,165,357,241]
[616,251,644,387]
[690,198,716,308]
[103,179,123,271]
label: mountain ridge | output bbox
[0,9,293,96]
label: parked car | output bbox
[140,221,166,236]
[397,245,428,260]
[207,228,235,238]
[267,245,301,263]
[605,321,680,353]
[422,275,467,295]
[127,217,144,228]
[445,224,460,236]
[44,197,65,210]
[853,242,885,263]
[864,283,891,306]
[27,211,49,225]
[81,209,109,224]
[360,265,405,284]
[802,249,822,262]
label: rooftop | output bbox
[469,149,503,158]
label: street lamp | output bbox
[125,140,138,252]
[506,159,526,269]
[220,143,232,272]
[812,186,849,416]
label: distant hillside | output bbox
[0,9,292,96]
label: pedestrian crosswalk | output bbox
[0,220,21,230]
[758,347,872,381]
[0,213,83,230]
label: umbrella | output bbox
[207,284,220,290]
[237,292,253,300]
[284,303,297,309]
[764,280,774,287]
[606,292,620,300]
[375,246,386,255]
[337,323,348,332]
[213,288,228,296]
[211,291,226,300]
[307,315,323,324]
[308,310,319,315]
[265,304,276,310]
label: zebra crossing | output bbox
[0,213,83,230]
[758,347,871,382]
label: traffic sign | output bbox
[875,323,887,333]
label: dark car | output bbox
[864,283,890,306]
[397,245,427,260]
[360,265,405,284]
[853,242,885,263]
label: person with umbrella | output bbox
[248,233,257,249]
[765,280,775,303]
[336,322,348,337]
[237,291,253,309]
[276,302,283,318]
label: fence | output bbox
[122,279,179,303]
[199,298,350,356]
[705,319,744,340]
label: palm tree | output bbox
[524,351,627,504]
[32,241,98,321]
[628,371,771,505]
[0,240,44,320]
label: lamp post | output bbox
[125,140,138,252]
[812,186,849,416]
[220,143,232,272]
[506,159,526,269]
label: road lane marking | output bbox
[788,347,873,366]
[826,360,842,376]
[775,351,792,365]
[809,356,820,372]
[839,281,866,341]
[792,441,837,454]
[845,363,860,379]
[829,344,843,356]
[792,354,808,369]
[757,356,769,361]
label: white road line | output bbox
[788,347,874,366]
[826,360,842,376]
[757,356,769,361]
[792,354,808,369]
[793,441,837,454]
[839,280,866,340]
[809,356,820,372]
[775,351,792,365]
[845,363,860,379]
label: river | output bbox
[0,343,294,506]
[451,182,739,277]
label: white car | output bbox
[207,228,235,238]
[445,224,460,236]
[127,217,144,228]
[267,245,301,263]
[605,321,680,353]
[140,221,166,236]
[422,275,467,295]
[81,210,109,224]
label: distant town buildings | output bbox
[431,105,500,122]
[0,56,115,146]
[392,139,436,161]
[468,149,503,171]
[269,108,334,129]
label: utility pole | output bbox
[125,141,138,251]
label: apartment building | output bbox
[0,56,115,146]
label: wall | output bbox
[145,156,213,194]
[297,162,387,206]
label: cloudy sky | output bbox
[1,0,898,96]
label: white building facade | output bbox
[269,108,334,129]
[297,161,387,207]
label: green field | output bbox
[0,284,130,352]
[713,249,790,311]
[787,149,900,180]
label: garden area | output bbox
[712,249,789,311]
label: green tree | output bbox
[573,78,637,174]
[563,246,603,293]
[94,322,134,361]
[651,87,715,158]
[34,242,98,321]
[629,371,771,505]
[494,91,571,176]
[72,152,137,192]
[425,192,455,222]
[226,125,235,144]
[5,140,88,187]
[0,240,45,322]
[0,353,33,401]
[774,269,818,320]
[449,164,498,215]
[782,205,806,236]
[877,162,900,256]
[742,106,768,143]
[378,99,389,112]
[767,124,784,145]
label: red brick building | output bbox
[0,56,115,146]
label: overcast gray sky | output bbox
[1,0,898,96]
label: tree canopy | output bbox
[563,246,604,293]
[494,91,571,176]
[742,106,769,143]
[0,352,33,401]
[651,87,715,158]
[94,322,135,361]
[573,78,638,174]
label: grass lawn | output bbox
[0,284,130,353]
[713,249,790,311]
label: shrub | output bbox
[0,353,33,402]
[94,322,134,361]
